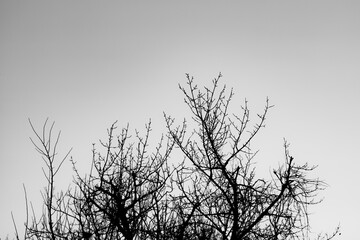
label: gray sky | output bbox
[1,1,359,238]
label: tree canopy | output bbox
[13,74,339,240]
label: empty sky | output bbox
[1,1,359,238]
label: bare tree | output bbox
[164,73,339,240]
[70,120,175,240]
[21,118,74,240]
[15,74,339,240]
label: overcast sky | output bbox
[1,1,359,238]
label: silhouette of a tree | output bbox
[165,73,339,240]
[70,121,175,240]
[19,119,73,240]
[14,74,339,240]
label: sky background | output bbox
[0,1,359,238]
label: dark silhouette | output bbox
[13,74,339,240]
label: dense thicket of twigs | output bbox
[12,74,339,240]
